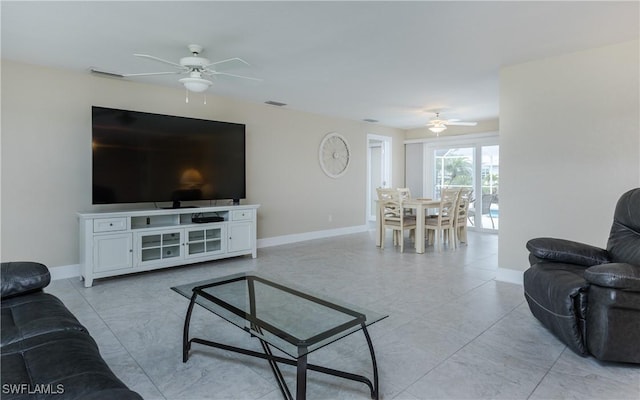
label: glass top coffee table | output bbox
[172,273,387,400]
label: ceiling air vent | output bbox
[265,100,287,107]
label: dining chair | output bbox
[397,187,414,216]
[377,188,400,220]
[397,187,411,201]
[454,188,473,245]
[468,193,495,229]
[377,187,416,252]
[426,188,458,251]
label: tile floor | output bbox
[46,231,640,399]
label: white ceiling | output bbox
[2,1,638,129]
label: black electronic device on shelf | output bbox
[191,216,224,223]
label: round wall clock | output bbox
[319,132,351,178]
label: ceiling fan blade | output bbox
[90,68,182,78]
[90,68,125,78]
[446,121,478,126]
[120,71,183,77]
[134,53,184,68]
[210,71,262,81]
[206,57,250,67]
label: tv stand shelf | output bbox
[78,205,259,287]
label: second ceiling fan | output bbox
[427,112,477,135]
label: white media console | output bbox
[78,205,259,287]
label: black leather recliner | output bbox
[523,188,640,364]
[1,261,142,399]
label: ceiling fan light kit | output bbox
[426,112,477,135]
[179,76,212,92]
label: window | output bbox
[478,145,499,230]
[428,141,499,231]
[433,147,474,199]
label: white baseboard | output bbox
[50,263,81,281]
[257,225,369,248]
[495,267,523,285]
[50,225,370,280]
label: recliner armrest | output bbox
[1,262,51,299]
[585,263,640,291]
[526,237,610,266]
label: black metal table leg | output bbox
[182,292,198,363]
[260,339,292,400]
[296,349,308,400]
[362,323,379,400]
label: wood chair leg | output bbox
[459,226,467,244]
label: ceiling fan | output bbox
[91,44,260,93]
[427,112,477,135]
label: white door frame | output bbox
[367,134,392,221]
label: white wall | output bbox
[404,143,424,197]
[0,61,405,269]
[498,40,640,280]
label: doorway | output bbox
[367,134,392,221]
[430,143,499,231]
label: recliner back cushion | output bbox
[607,188,640,265]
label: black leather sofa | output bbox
[523,188,640,364]
[1,261,142,399]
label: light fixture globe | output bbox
[179,76,212,93]
[429,125,447,134]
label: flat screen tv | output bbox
[92,106,246,208]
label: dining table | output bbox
[376,198,441,254]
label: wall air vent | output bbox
[265,100,287,107]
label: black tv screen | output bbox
[92,106,246,207]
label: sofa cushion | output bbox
[1,330,142,400]
[1,262,50,299]
[523,261,590,355]
[1,292,87,350]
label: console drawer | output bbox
[94,217,127,232]
[232,210,253,221]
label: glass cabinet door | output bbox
[136,230,183,265]
[186,226,226,258]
